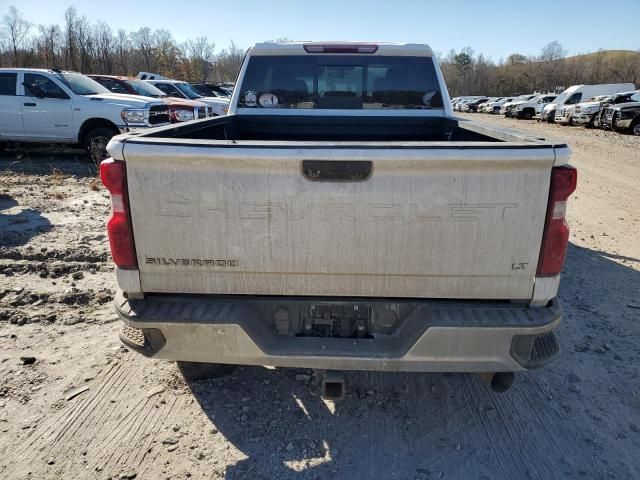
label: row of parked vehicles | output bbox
[452,82,640,136]
[0,68,233,162]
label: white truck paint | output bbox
[104,42,576,381]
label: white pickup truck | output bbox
[0,68,170,162]
[103,42,576,396]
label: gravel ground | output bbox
[1,120,639,480]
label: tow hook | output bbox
[315,370,346,400]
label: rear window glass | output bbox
[238,55,443,110]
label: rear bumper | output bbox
[114,292,562,372]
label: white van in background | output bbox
[541,83,635,122]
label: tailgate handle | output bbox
[302,160,372,182]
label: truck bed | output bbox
[138,114,515,142]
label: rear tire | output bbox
[177,361,237,381]
[83,127,117,166]
[522,110,533,120]
[631,119,640,136]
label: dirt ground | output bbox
[1,117,639,480]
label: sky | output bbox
[3,0,640,61]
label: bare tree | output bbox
[185,36,215,82]
[114,29,128,75]
[212,40,244,83]
[63,7,77,70]
[155,29,180,76]
[75,15,94,72]
[1,6,32,66]
[94,21,113,73]
[540,41,566,62]
[36,24,62,68]
[130,27,154,72]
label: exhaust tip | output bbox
[491,372,514,393]
[476,372,515,393]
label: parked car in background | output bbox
[144,78,230,116]
[191,83,232,98]
[0,68,169,162]
[452,98,469,111]
[453,96,484,111]
[483,97,513,114]
[541,83,635,122]
[573,91,639,128]
[554,105,578,125]
[476,98,492,113]
[600,91,640,135]
[502,94,538,117]
[136,72,169,80]
[511,94,557,120]
[460,97,489,112]
[89,75,214,123]
[477,97,501,113]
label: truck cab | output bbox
[0,68,170,162]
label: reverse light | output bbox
[303,44,378,54]
[100,159,138,269]
[537,166,577,276]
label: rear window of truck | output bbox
[238,55,443,110]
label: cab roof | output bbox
[249,42,434,57]
[89,74,137,81]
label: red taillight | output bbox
[100,159,138,269]
[303,44,378,54]
[537,166,577,276]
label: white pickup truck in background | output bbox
[0,68,170,162]
[103,42,576,397]
[510,94,557,120]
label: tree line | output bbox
[0,6,244,83]
[439,42,640,96]
[2,5,639,93]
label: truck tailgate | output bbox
[122,142,555,300]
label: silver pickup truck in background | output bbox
[102,42,576,396]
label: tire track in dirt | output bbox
[125,395,179,468]
[44,360,128,452]
[14,361,123,458]
[10,354,188,477]
[64,356,141,443]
